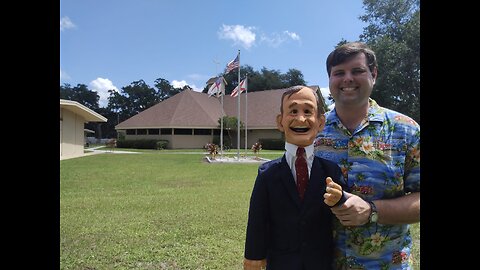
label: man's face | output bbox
[328,53,376,107]
[276,87,325,147]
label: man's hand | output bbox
[330,193,370,226]
[324,177,343,206]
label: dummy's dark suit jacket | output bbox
[244,155,346,270]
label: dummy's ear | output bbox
[276,114,285,132]
[317,114,326,131]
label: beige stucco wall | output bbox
[124,134,214,149]
[244,129,283,148]
[60,108,86,159]
[123,129,282,149]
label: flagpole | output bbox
[220,93,224,156]
[214,59,224,157]
[236,50,241,160]
[244,74,248,155]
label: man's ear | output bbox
[276,114,285,132]
[371,67,377,84]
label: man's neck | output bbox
[335,101,369,133]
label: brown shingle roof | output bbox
[116,86,321,130]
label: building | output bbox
[115,86,324,149]
[60,99,107,160]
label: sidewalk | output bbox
[85,146,141,154]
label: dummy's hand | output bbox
[243,258,266,270]
[324,177,343,206]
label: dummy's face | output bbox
[276,87,325,147]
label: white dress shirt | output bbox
[284,142,314,184]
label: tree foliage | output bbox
[60,83,100,111]
[359,0,420,123]
[204,65,307,95]
[218,116,244,147]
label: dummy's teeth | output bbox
[290,126,309,132]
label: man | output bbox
[244,86,347,270]
[314,42,420,269]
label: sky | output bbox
[60,0,367,107]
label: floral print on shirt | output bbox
[314,99,420,270]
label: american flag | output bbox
[224,53,239,74]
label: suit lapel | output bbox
[280,155,302,209]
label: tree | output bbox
[154,78,182,101]
[206,65,307,95]
[218,116,244,148]
[359,0,420,123]
[282,68,306,86]
[60,83,100,110]
[118,80,159,118]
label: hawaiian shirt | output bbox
[314,99,420,270]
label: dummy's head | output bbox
[276,86,326,147]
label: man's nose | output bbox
[343,72,354,82]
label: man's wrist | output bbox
[367,200,378,223]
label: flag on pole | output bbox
[207,76,225,97]
[230,77,247,97]
[224,53,240,74]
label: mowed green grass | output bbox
[60,150,420,269]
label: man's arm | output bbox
[330,192,420,226]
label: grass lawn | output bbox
[60,149,419,269]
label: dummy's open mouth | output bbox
[290,127,310,133]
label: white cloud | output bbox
[60,69,70,81]
[218,24,256,49]
[284,30,300,41]
[60,16,76,31]
[260,30,301,48]
[172,80,202,92]
[89,78,119,108]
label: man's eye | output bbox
[353,69,367,75]
[290,109,298,114]
[332,71,344,76]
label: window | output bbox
[160,128,172,135]
[174,129,192,135]
[148,129,159,135]
[194,129,211,135]
[126,129,136,135]
[137,129,147,135]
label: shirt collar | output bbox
[325,98,385,126]
[285,142,314,159]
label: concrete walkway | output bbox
[84,146,141,154]
[61,146,141,161]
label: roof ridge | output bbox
[168,90,221,126]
